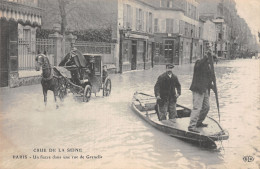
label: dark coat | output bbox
[59,50,87,67]
[154,72,181,102]
[189,57,213,94]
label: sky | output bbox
[234,0,260,43]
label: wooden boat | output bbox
[131,92,229,148]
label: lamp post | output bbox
[190,30,193,63]
[119,29,124,73]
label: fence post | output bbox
[49,32,63,66]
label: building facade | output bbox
[119,0,203,69]
[200,17,217,55]
[213,18,230,58]
[39,0,204,73]
[197,0,257,59]
[0,0,42,87]
[152,0,202,65]
[118,0,155,72]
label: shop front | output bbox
[154,34,181,65]
[120,31,154,72]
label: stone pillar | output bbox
[49,32,63,66]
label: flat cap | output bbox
[166,64,174,69]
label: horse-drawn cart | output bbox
[55,50,112,102]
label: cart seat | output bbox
[53,66,72,79]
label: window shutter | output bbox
[141,10,144,31]
[171,19,174,33]
[150,13,153,33]
[130,6,133,29]
[136,8,139,30]
[161,19,166,33]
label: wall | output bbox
[154,10,200,35]
[202,19,216,42]
[120,0,155,33]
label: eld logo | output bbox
[243,156,254,162]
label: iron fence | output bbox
[18,38,55,71]
[66,41,113,55]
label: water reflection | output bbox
[0,59,259,168]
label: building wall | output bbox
[0,0,42,87]
[202,19,216,42]
[119,0,155,33]
[152,0,200,65]
[154,10,182,34]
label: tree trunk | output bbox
[58,0,67,36]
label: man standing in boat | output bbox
[188,43,215,133]
[154,64,181,121]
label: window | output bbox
[154,18,159,33]
[137,41,145,62]
[136,8,144,31]
[123,41,129,63]
[166,19,174,33]
[161,0,167,7]
[123,4,132,29]
[161,0,173,8]
[167,0,172,8]
[219,33,222,40]
[188,3,191,17]
[191,25,195,37]
[199,27,201,38]
[194,7,197,20]
[148,12,153,33]
[146,12,149,32]
[179,20,185,34]
[164,40,174,59]
[184,22,189,36]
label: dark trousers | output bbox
[157,97,177,121]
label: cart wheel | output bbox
[103,78,111,96]
[83,85,91,102]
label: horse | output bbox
[35,54,67,109]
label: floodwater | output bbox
[0,59,259,169]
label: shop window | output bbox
[164,40,174,59]
[137,41,145,62]
[160,43,163,55]
[123,41,129,63]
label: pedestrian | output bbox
[213,55,218,64]
[102,65,108,83]
[154,64,181,121]
[188,44,215,133]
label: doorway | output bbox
[0,19,9,87]
[131,40,137,70]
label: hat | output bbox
[166,64,174,69]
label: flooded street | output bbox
[0,59,259,169]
